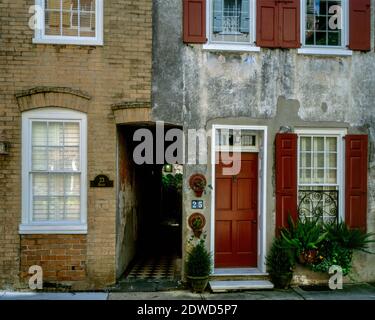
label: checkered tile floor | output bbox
[126,256,177,280]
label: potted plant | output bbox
[281,216,328,265]
[186,236,212,293]
[189,174,207,197]
[266,237,295,289]
[188,213,206,238]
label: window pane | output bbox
[33,174,49,196]
[65,197,81,221]
[64,122,80,146]
[313,168,324,184]
[300,152,312,168]
[328,153,337,168]
[304,0,343,47]
[313,137,324,152]
[64,147,80,171]
[50,196,65,220]
[300,168,312,184]
[314,152,324,168]
[45,0,62,36]
[32,147,48,171]
[49,174,65,196]
[48,147,64,171]
[80,0,96,37]
[48,122,64,146]
[300,137,312,152]
[65,174,81,196]
[32,122,47,146]
[212,0,250,44]
[327,169,337,184]
[33,197,49,221]
[327,137,337,152]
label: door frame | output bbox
[210,124,268,273]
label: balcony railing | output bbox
[298,189,339,224]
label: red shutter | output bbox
[349,0,371,51]
[279,0,300,48]
[183,0,207,43]
[345,135,368,231]
[256,0,278,47]
[275,133,298,234]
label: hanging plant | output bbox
[188,213,206,238]
[189,174,207,197]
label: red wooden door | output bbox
[215,152,258,268]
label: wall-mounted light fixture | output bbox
[163,164,173,173]
[0,141,10,155]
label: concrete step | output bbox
[209,280,274,293]
[210,268,270,281]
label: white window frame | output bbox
[203,0,260,52]
[33,0,104,46]
[20,108,88,234]
[295,128,347,222]
[298,0,352,56]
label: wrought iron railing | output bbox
[298,189,339,224]
[222,15,240,34]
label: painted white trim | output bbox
[202,43,260,52]
[299,0,350,55]
[21,108,88,235]
[211,125,268,273]
[205,0,258,49]
[295,127,347,223]
[33,0,104,46]
[297,48,352,56]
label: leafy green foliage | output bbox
[266,237,295,288]
[280,216,375,276]
[162,173,183,192]
[311,242,353,275]
[266,237,295,275]
[281,216,328,260]
[324,222,375,253]
[186,238,212,277]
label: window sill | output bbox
[19,224,88,235]
[202,43,261,53]
[33,37,103,46]
[297,48,353,56]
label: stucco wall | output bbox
[152,0,375,282]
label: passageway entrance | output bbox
[116,124,183,288]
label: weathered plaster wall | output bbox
[152,0,375,282]
[116,128,139,279]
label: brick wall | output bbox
[0,0,152,290]
[20,235,87,286]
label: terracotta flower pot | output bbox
[189,174,207,198]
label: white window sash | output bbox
[21,108,87,234]
[205,0,258,48]
[33,0,103,46]
[295,128,347,222]
[300,0,349,50]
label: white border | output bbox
[33,0,104,46]
[20,108,88,234]
[211,124,267,274]
[203,0,260,52]
[295,127,347,223]
[298,0,351,56]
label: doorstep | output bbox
[209,280,274,293]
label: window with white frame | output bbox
[209,0,254,44]
[302,0,347,48]
[20,108,87,234]
[33,0,103,45]
[297,129,345,223]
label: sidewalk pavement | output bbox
[1,283,375,300]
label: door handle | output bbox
[232,175,238,183]
[251,220,257,225]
